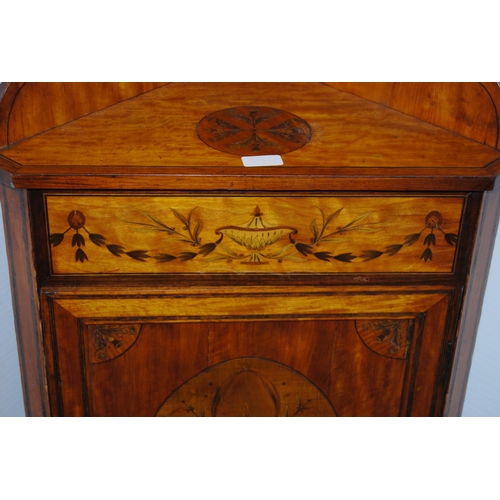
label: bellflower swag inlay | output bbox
[49,206,458,265]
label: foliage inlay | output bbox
[50,205,458,268]
[89,324,141,363]
[355,319,414,359]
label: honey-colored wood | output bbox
[0,82,168,148]
[42,286,454,416]
[0,83,23,148]
[2,83,498,192]
[1,82,499,417]
[4,83,498,169]
[326,82,500,149]
[46,194,463,275]
[46,287,449,319]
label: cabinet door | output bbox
[41,287,459,417]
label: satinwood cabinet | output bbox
[1,82,499,416]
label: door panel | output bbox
[41,287,456,416]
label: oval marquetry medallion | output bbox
[196,106,312,156]
[213,370,280,417]
[156,357,337,417]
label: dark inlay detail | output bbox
[196,106,312,156]
[355,319,414,359]
[89,324,141,363]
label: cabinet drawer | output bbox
[46,194,464,275]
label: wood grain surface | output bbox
[43,286,453,416]
[326,82,500,149]
[0,184,49,416]
[2,82,498,191]
[1,83,498,417]
[1,82,168,147]
[2,83,499,169]
[46,194,464,274]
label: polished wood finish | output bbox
[1,83,499,191]
[0,83,23,148]
[41,286,455,416]
[156,356,338,417]
[1,82,499,417]
[45,194,463,275]
[326,82,500,149]
[196,105,313,156]
[10,166,496,192]
[0,184,48,416]
[0,154,19,187]
[445,187,500,415]
[4,83,498,169]
[0,82,167,148]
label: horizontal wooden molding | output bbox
[9,165,498,191]
[51,290,450,320]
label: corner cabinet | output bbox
[1,82,499,417]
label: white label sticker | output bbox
[242,155,284,167]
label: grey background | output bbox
[1,204,499,417]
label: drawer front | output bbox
[46,194,464,275]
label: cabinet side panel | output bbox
[5,83,169,147]
[325,83,500,149]
[0,203,24,415]
[446,188,500,416]
[0,184,48,416]
[0,83,23,149]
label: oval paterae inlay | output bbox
[196,106,312,156]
